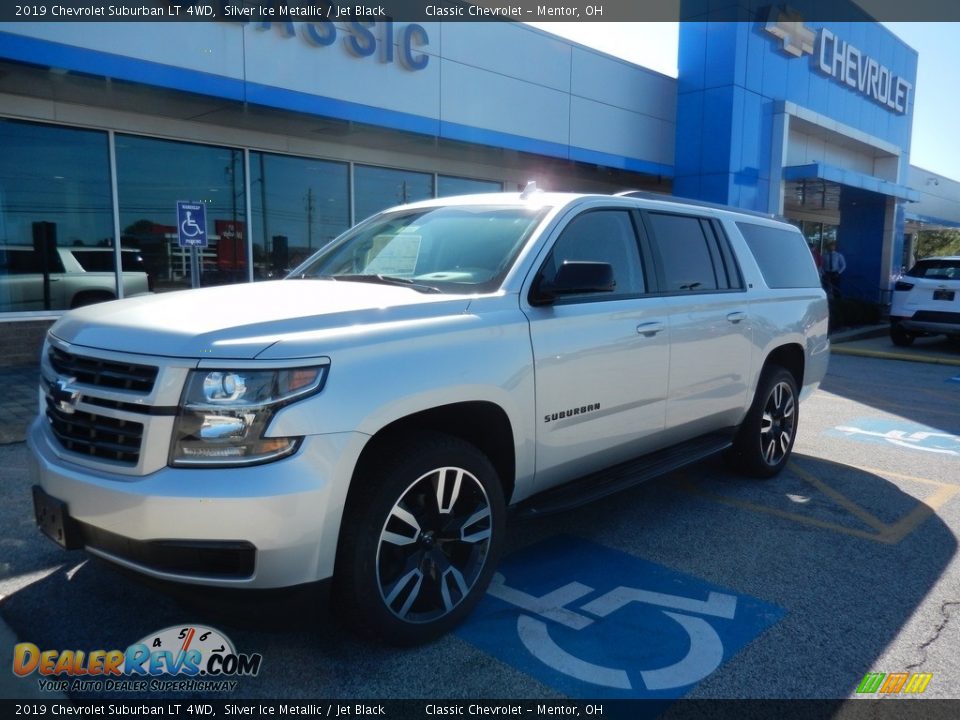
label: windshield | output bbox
[290,204,549,293]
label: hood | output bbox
[51,280,473,360]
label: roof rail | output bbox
[614,190,785,221]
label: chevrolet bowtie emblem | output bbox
[50,377,81,415]
[764,5,816,58]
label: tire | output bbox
[890,322,915,347]
[334,432,506,645]
[728,366,798,479]
[70,290,115,309]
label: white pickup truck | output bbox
[29,190,829,644]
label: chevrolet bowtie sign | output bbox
[763,6,815,57]
[763,6,913,115]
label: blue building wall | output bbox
[675,20,917,207]
[675,2,918,299]
[839,187,889,297]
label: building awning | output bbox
[904,212,960,230]
[783,163,919,202]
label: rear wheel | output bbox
[890,321,915,347]
[70,290,115,308]
[728,366,798,478]
[335,433,505,645]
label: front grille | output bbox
[45,395,144,464]
[49,345,158,393]
[912,311,960,324]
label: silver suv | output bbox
[29,191,829,644]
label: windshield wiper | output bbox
[336,274,442,294]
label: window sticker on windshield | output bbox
[365,234,422,276]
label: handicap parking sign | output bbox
[176,200,207,248]
[457,536,784,699]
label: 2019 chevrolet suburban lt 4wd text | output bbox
[29,190,829,645]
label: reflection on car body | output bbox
[0,245,152,311]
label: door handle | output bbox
[636,321,666,337]
[726,311,746,324]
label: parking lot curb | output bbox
[831,344,960,366]
[828,325,888,344]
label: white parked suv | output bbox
[0,245,151,312]
[29,190,829,644]
[889,256,960,346]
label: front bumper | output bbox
[28,417,367,588]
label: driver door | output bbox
[523,207,669,491]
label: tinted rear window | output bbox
[72,249,146,273]
[646,212,719,292]
[0,247,65,274]
[736,222,822,289]
[906,259,960,279]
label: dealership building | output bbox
[1,6,960,362]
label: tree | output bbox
[916,229,960,259]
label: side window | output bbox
[646,212,719,292]
[736,222,822,289]
[540,210,645,301]
[704,220,745,290]
[2,247,65,274]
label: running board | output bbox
[514,430,735,519]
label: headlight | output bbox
[170,366,327,467]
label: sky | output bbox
[526,22,960,182]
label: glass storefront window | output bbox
[0,119,115,312]
[354,165,433,223]
[787,219,839,272]
[437,175,503,197]
[250,152,349,278]
[802,222,823,256]
[116,135,246,291]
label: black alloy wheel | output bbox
[335,433,505,645]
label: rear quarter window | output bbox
[736,222,822,289]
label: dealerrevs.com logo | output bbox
[12,625,262,693]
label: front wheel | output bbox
[728,366,798,479]
[335,433,505,645]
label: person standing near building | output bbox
[822,241,846,299]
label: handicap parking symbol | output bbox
[827,417,960,457]
[456,536,784,699]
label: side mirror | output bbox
[530,261,616,305]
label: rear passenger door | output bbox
[642,211,751,436]
[524,206,669,490]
